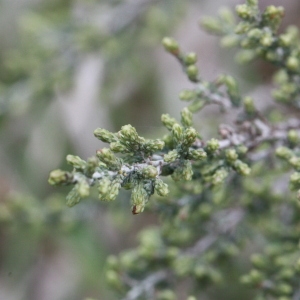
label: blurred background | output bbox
[0,0,300,299]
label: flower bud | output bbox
[66,155,86,170]
[206,138,219,153]
[212,168,228,185]
[188,99,206,113]
[131,183,149,214]
[188,149,207,160]
[164,150,179,163]
[275,146,293,160]
[286,56,299,71]
[142,165,158,179]
[186,65,198,82]
[182,127,197,147]
[162,37,179,55]
[98,177,111,200]
[226,149,238,162]
[94,128,115,143]
[288,130,298,145]
[85,156,99,176]
[119,124,141,144]
[155,178,169,196]
[77,180,90,198]
[172,123,183,143]
[144,139,165,153]
[96,148,121,170]
[179,90,196,102]
[181,107,193,127]
[110,141,127,153]
[243,96,255,114]
[48,169,73,186]
[184,52,197,65]
[66,187,81,207]
[290,172,300,190]
[161,114,177,130]
[233,160,251,175]
[201,17,223,34]
[172,160,193,181]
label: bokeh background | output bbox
[0,0,300,299]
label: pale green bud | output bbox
[110,141,127,153]
[48,169,73,186]
[290,172,300,190]
[243,96,255,114]
[188,99,206,112]
[96,148,121,170]
[262,6,284,31]
[218,7,235,24]
[66,155,86,170]
[186,297,197,300]
[144,139,165,153]
[279,26,299,46]
[260,34,273,47]
[142,165,158,179]
[212,168,228,185]
[184,52,197,65]
[188,149,207,160]
[276,146,294,160]
[286,56,299,71]
[179,90,196,102]
[77,180,90,198]
[183,127,197,147]
[106,270,122,288]
[235,50,256,64]
[162,37,180,55]
[201,17,223,34]
[106,255,119,270]
[180,107,193,127]
[233,160,251,175]
[220,34,239,48]
[94,128,115,143]
[164,150,179,163]
[155,178,169,197]
[236,4,253,19]
[186,65,198,82]
[105,181,121,201]
[66,187,81,207]
[279,34,293,47]
[172,160,193,181]
[288,130,298,144]
[206,138,219,153]
[131,183,149,214]
[247,28,262,39]
[161,114,177,130]
[235,21,252,34]
[119,124,140,143]
[289,157,300,170]
[172,123,183,143]
[85,156,99,176]
[98,177,111,200]
[226,149,238,162]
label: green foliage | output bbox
[47,1,300,299]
